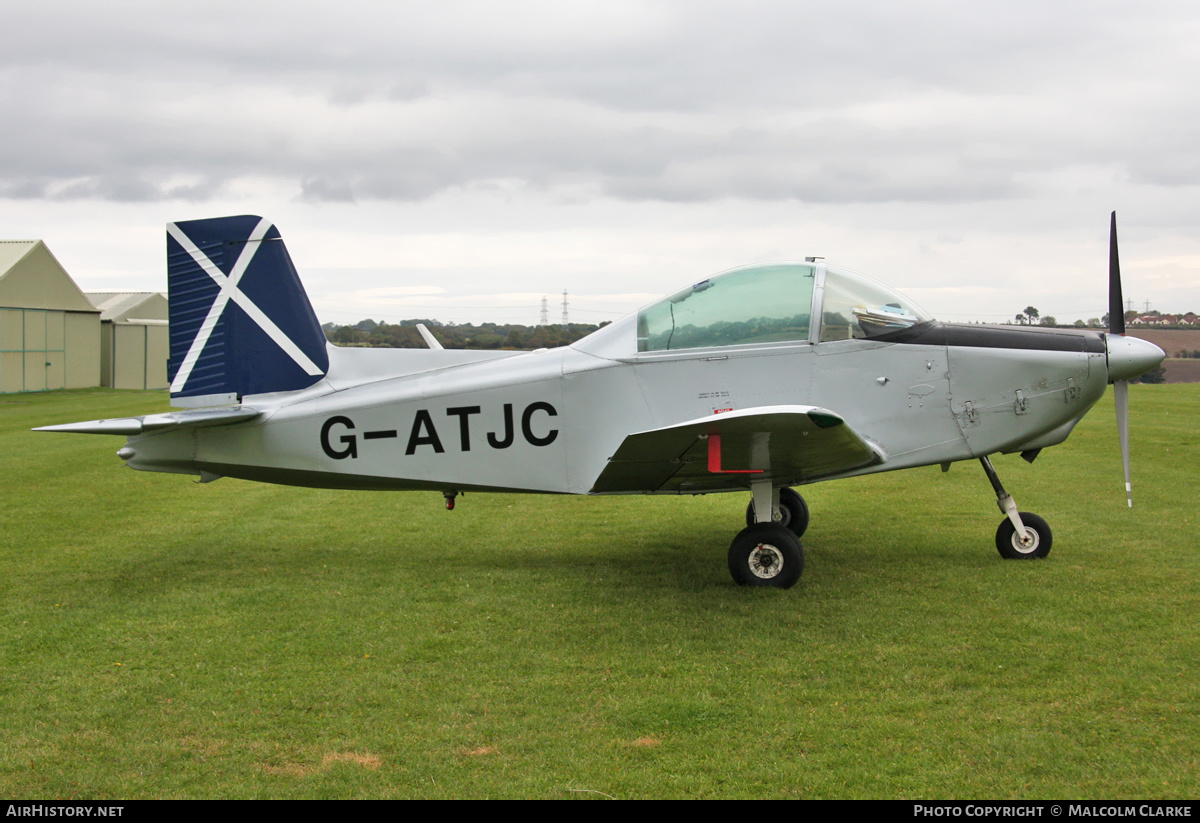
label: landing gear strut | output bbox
[980,456,1052,559]
[745,486,809,537]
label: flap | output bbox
[590,405,885,494]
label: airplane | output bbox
[37,213,1165,589]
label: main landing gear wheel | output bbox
[995,512,1052,559]
[728,523,804,588]
[745,487,810,537]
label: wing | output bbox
[589,405,886,494]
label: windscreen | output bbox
[818,264,932,342]
[637,264,816,352]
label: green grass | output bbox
[1,387,1196,799]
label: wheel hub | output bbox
[1012,530,1039,553]
[749,543,785,578]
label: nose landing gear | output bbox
[980,456,1052,559]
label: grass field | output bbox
[2,387,1196,799]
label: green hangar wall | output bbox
[0,240,100,393]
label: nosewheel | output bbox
[995,512,1052,559]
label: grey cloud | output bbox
[0,174,226,203]
[299,178,356,203]
[0,2,1124,110]
[1,1,1196,205]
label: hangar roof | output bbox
[0,239,97,313]
[86,291,168,323]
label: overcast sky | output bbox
[3,0,1197,325]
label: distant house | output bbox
[86,292,169,390]
[0,240,100,392]
[1131,313,1197,327]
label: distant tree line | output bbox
[322,318,607,350]
[1013,307,1198,330]
[1132,365,1166,384]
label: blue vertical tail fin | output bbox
[166,216,329,406]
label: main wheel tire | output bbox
[728,523,804,588]
[995,512,1052,559]
[745,487,810,537]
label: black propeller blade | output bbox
[1110,211,1132,507]
[1109,211,1125,336]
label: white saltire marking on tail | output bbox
[167,219,324,394]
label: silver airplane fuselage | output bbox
[122,318,1137,497]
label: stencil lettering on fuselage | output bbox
[320,402,559,460]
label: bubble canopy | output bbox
[636,262,932,353]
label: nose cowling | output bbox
[1106,334,1165,383]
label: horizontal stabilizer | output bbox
[35,407,260,436]
[591,405,885,494]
